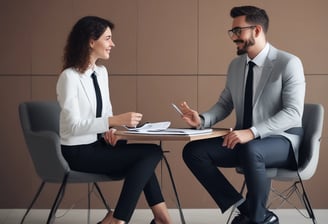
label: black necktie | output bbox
[243,61,255,129]
[91,72,103,139]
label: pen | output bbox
[172,103,183,116]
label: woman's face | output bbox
[89,27,115,62]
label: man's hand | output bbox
[222,129,255,149]
[179,101,201,128]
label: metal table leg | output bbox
[160,141,186,224]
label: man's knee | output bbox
[238,142,263,165]
[182,142,194,163]
[182,141,204,164]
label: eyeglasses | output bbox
[228,26,256,38]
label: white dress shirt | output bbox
[246,43,270,137]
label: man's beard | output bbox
[234,36,255,55]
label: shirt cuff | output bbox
[250,126,259,138]
[196,114,205,130]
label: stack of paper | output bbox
[124,121,212,135]
[141,128,213,135]
[124,121,171,132]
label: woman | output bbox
[56,16,172,224]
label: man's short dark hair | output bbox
[230,6,269,33]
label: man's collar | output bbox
[247,43,270,66]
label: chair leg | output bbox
[297,180,317,224]
[226,180,246,224]
[20,181,46,224]
[87,183,91,224]
[269,180,317,224]
[94,182,111,211]
[46,173,69,224]
[268,182,298,208]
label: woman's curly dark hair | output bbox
[62,16,114,73]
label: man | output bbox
[179,5,305,224]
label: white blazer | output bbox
[56,65,112,146]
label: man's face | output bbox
[229,16,256,55]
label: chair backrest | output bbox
[19,101,70,181]
[19,101,60,134]
[297,103,324,179]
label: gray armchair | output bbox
[226,103,324,224]
[19,101,122,224]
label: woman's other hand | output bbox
[103,128,122,146]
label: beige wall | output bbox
[1,0,327,210]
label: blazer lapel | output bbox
[233,56,248,121]
[254,45,277,104]
[79,72,96,115]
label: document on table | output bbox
[124,121,171,132]
[126,127,213,135]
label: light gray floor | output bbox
[1,209,326,224]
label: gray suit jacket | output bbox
[201,44,305,161]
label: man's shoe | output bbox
[258,211,279,224]
[231,213,250,224]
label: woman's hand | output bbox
[109,112,143,127]
[103,128,122,146]
[179,101,201,128]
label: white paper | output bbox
[124,121,171,132]
[126,128,213,135]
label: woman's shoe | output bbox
[150,219,156,224]
[97,210,113,224]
